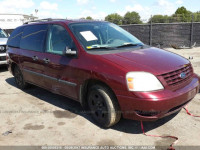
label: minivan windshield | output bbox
[0,29,8,38]
[69,22,143,50]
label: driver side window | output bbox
[46,24,75,55]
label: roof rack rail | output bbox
[24,18,66,24]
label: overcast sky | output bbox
[0,0,199,21]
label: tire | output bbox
[13,66,28,89]
[87,85,121,128]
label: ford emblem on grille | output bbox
[180,72,186,79]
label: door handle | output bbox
[32,56,38,61]
[43,58,50,64]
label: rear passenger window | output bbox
[46,24,75,55]
[20,24,48,52]
[7,27,24,48]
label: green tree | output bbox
[123,11,142,24]
[86,16,93,20]
[105,13,123,25]
[174,6,192,22]
[150,15,171,23]
[193,11,200,22]
[175,6,191,15]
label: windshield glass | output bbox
[69,22,143,50]
[0,29,8,38]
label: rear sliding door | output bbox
[19,24,48,88]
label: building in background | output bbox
[0,14,38,34]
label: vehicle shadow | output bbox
[6,77,179,134]
[112,112,178,134]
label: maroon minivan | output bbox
[7,19,199,127]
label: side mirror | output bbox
[63,47,77,56]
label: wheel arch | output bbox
[79,78,119,110]
[11,62,18,75]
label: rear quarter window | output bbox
[7,26,24,48]
[20,24,48,52]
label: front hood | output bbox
[101,47,189,75]
[0,38,8,45]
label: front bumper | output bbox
[0,53,7,65]
[116,74,199,121]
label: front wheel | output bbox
[87,85,121,128]
[14,66,28,89]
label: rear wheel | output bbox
[14,66,28,89]
[87,85,121,128]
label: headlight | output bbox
[0,46,5,51]
[126,72,164,92]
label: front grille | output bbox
[0,56,6,61]
[161,64,193,86]
[0,45,6,53]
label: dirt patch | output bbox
[154,134,176,146]
[53,110,77,119]
[38,103,44,105]
[192,100,200,105]
[57,122,65,126]
[23,123,45,130]
[97,139,116,145]
[6,119,13,125]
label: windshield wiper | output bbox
[87,46,115,50]
[116,43,143,48]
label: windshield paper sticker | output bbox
[80,31,98,41]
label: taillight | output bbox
[6,51,9,60]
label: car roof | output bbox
[23,19,108,26]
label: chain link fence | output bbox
[121,14,200,48]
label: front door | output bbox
[42,24,79,100]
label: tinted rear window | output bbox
[7,26,24,48]
[20,24,48,52]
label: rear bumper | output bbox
[116,74,199,121]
